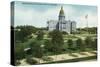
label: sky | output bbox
[13,1,98,28]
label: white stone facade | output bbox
[47,6,76,34]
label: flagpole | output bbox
[85,15,88,34]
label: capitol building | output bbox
[47,6,76,34]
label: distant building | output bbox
[47,6,76,34]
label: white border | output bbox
[0,0,99,67]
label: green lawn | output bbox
[16,33,97,55]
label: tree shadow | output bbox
[79,52,88,55]
[42,56,53,61]
[68,53,78,57]
[89,51,97,55]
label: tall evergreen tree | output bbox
[36,30,44,40]
[67,39,73,49]
[85,36,92,48]
[50,30,64,53]
[76,38,84,51]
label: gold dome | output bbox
[59,6,64,15]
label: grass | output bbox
[75,34,97,37]
[15,33,97,58]
[63,35,78,38]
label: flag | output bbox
[85,14,88,19]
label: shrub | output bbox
[15,44,25,60]
[15,60,21,66]
[29,40,43,58]
[26,57,38,64]
[62,31,68,35]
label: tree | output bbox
[76,38,84,51]
[29,40,43,58]
[15,43,25,60]
[76,27,97,34]
[62,31,68,35]
[71,31,77,35]
[92,38,97,50]
[50,30,64,53]
[15,25,38,42]
[48,31,52,38]
[36,30,44,40]
[84,36,93,48]
[67,39,73,49]
[76,38,82,49]
[44,40,52,52]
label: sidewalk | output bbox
[20,51,97,65]
[40,51,97,63]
